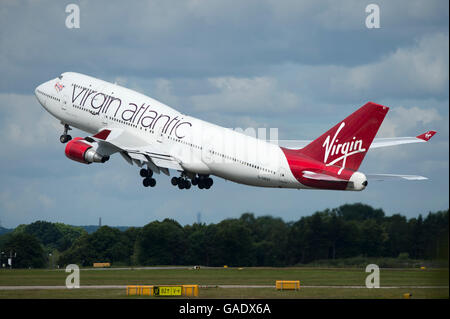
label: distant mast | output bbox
[99,217,102,227]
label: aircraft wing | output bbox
[86,128,183,175]
[272,130,436,150]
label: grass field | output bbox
[0,267,448,299]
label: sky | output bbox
[0,0,448,228]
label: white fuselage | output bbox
[35,72,302,189]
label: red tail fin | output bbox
[300,102,389,172]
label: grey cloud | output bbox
[1,0,448,94]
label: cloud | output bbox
[0,183,56,225]
[1,1,448,95]
[190,76,299,114]
[0,93,61,154]
[275,32,449,105]
[378,105,442,137]
[338,33,449,98]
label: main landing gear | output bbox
[171,174,213,190]
[171,176,191,190]
[193,175,214,190]
[139,170,213,190]
[140,168,156,187]
[60,124,72,144]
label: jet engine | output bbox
[65,137,110,164]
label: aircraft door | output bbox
[202,139,213,164]
[278,166,289,186]
[58,80,75,120]
[156,126,164,143]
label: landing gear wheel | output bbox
[143,177,156,187]
[140,168,148,178]
[191,177,198,186]
[60,134,72,144]
[196,177,213,189]
[173,173,194,190]
[140,168,153,178]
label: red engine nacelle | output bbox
[65,137,110,164]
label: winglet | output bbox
[416,130,437,142]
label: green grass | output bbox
[0,288,447,299]
[0,267,448,299]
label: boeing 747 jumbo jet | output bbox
[35,72,436,191]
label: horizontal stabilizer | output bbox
[302,171,350,183]
[274,130,437,150]
[366,174,428,181]
[370,130,436,149]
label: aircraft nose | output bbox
[35,83,42,97]
[35,81,50,108]
[35,83,43,103]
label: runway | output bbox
[0,285,447,290]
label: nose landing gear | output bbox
[60,124,72,144]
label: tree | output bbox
[337,203,385,222]
[251,216,289,266]
[1,204,447,268]
[359,219,388,257]
[423,210,449,259]
[58,233,97,266]
[184,223,215,266]
[306,213,329,261]
[90,226,128,262]
[135,219,186,265]
[409,215,426,259]
[12,221,85,252]
[123,227,141,265]
[210,219,254,266]
[326,212,359,259]
[58,226,135,266]
[383,214,409,257]
[22,221,63,247]
[2,233,46,268]
[287,217,311,264]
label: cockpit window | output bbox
[58,75,63,80]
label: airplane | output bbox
[34,72,436,191]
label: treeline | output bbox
[0,203,447,268]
